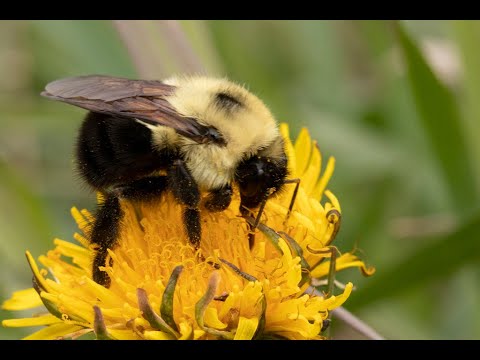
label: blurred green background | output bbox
[1,20,480,340]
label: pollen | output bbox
[2,124,374,340]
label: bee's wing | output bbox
[41,75,212,143]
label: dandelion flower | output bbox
[2,124,374,340]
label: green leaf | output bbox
[394,21,478,212]
[346,211,480,309]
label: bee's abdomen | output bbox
[76,112,173,190]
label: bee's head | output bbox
[235,136,288,210]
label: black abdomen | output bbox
[76,112,172,190]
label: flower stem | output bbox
[332,306,386,340]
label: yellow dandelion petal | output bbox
[324,282,354,310]
[267,317,322,339]
[234,316,259,340]
[109,329,143,340]
[70,207,92,237]
[280,123,296,176]
[324,189,341,213]
[52,238,91,270]
[23,323,85,340]
[2,314,61,328]
[178,321,194,340]
[143,331,176,340]
[310,253,375,279]
[312,156,336,201]
[301,142,322,195]
[2,288,42,311]
[193,330,206,340]
[25,251,51,293]
[204,307,228,329]
[294,127,313,176]
[2,124,374,340]
[40,291,93,324]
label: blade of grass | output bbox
[332,306,385,340]
[450,21,480,194]
[394,21,478,213]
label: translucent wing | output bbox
[41,75,215,144]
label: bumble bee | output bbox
[41,75,289,287]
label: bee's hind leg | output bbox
[91,177,168,287]
[90,194,123,287]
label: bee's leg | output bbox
[91,177,168,287]
[167,159,201,248]
[204,185,233,212]
[90,194,123,287]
